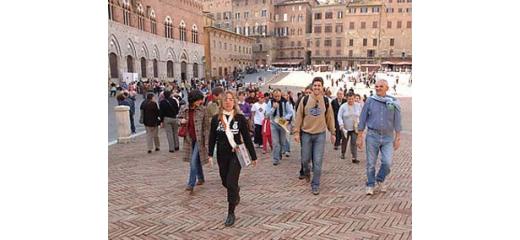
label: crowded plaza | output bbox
[109,66,408,230]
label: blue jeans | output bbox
[365,130,394,187]
[301,132,326,190]
[283,136,291,153]
[270,122,287,163]
[187,141,204,187]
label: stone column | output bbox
[114,106,132,143]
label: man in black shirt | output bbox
[160,90,180,152]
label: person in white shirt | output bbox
[337,93,362,163]
[251,94,267,148]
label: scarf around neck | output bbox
[221,110,238,148]
[370,95,401,112]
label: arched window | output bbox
[140,57,147,77]
[108,1,115,20]
[192,25,198,43]
[164,17,173,39]
[137,4,145,31]
[109,53,118,78]
[181,62,187,80]
[153,59,158,77]
[122,0,131,26]
[179,21,187,41]
[193,63,199,78]
[126,55,134,73]
[150,10,157,34]
[167,60,174,78]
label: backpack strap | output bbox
[302,95,309,118]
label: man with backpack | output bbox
[293,77,336,195]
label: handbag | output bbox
[178,124,187,137]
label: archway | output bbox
[193,63,199,78]
[141,57,147,77]
[181,61,187,81]
[153,59,158,78]
[167,60,174,78]
[109,53,119,78]
[127,55,134,73]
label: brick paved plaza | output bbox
[109,97,412,240]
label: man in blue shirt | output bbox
[357,80,402,195]
[266,89,294,165]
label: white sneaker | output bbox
[366,187,374,195]
[285,152,290,157]
[376,182,387,193]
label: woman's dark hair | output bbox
[163,90,172,98]
[116,93,125,102]
[146,93,155,100]
[188,90,204,106]
[312,77,324,86]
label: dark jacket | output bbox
[141,100,160,127]
[331,98,346,128]
[208,113,257,161]
[159,97,179,122]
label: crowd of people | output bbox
[112,74,402,227]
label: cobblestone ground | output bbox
[109,98,412,240]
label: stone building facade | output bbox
[108,0,205,82]
[203,14,255,79]
[272,0,314,66]
[201,0,412,70]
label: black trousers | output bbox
[254,124,263,145]
[217,153,242,205]
[334,127,342,147]
[129,113,136,133]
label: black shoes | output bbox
[340,154,345,159]
[298,175,305,180]
[147,150,152,154]
[169,150,174,153]
[224,213,236,227]
[175,147,180,151]
[352,158,360,164]
[155,148,160,151]
[273,162,279,166]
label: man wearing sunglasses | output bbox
[357,79,402,195]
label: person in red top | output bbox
[179,90,209,194]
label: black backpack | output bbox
[301,95,329,118]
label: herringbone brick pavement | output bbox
[109,98,412,240]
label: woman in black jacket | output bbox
[141,92,161,153]
[208,91,257,227]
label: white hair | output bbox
[376,79,389,87]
